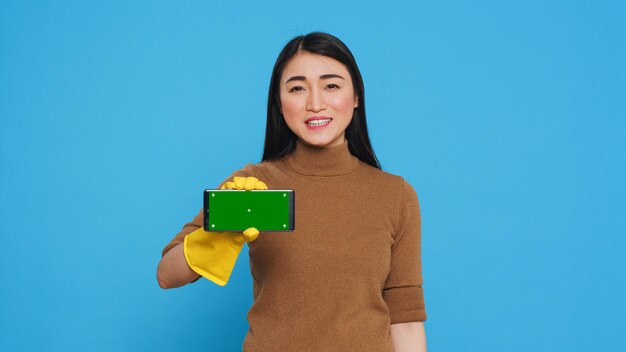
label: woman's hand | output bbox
[157,176,268,288]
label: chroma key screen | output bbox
[204,190,295,232]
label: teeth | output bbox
[306,119,331,126]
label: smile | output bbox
[306,118,332,126]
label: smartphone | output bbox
[204,189,295,232]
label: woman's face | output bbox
[279,51,358,148]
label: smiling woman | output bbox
[157,31,427,352]
[279,51,359,148]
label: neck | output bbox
[284,138,359,176]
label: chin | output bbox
[300,134,341,148]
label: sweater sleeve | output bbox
[382,177,427,323]
[160,163,259,259]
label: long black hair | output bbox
[261,32,381,170]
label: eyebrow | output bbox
[284,74,345,84]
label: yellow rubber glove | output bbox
[183,176,268,286]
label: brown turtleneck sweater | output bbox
[161,138,427,351]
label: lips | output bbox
[305,116,333,123]
[305,115,333,131]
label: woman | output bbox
[157,32,427,351]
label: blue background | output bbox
[1,1,624,351]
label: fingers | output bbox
[233,176,246,189]
[221,176,268,190]
[254,180,268,190]
[242,227,260,242]
[220,181,236,190]
[243,177,259,190]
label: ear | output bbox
[354,96,359,108]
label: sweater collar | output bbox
[284,138,359,176]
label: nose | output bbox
[306,88,326,112]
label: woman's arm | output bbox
[390,322,427,352]
[157,243,200,289]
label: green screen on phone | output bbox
[204,189,295,232]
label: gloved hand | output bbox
[183,176,268,286]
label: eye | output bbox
[326,83,340,90]
[288,86,304,93]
